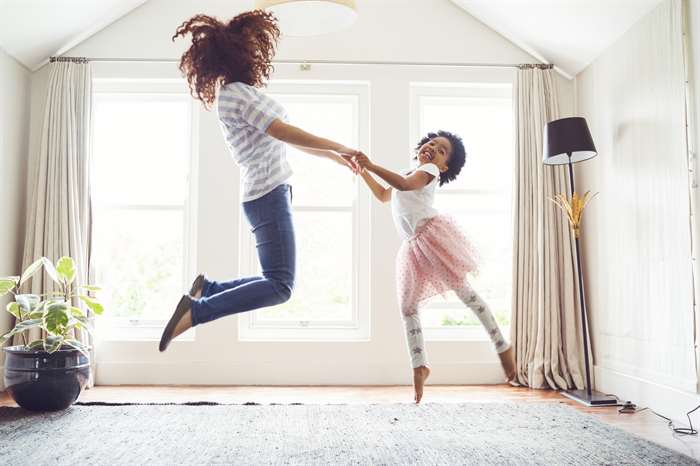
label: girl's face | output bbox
[417,137,452,173]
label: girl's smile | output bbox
[417,136,452,172]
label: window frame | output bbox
[409,82,514,342]
[91,79,199,341]
[237,80,372,342]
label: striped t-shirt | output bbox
[217,82,292,202]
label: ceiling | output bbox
[0,0,149,70]
[450,0,665,77]
[0,0,666,75]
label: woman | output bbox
[159,11,359,351]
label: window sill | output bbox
[238,323,370,342]
[424,325,511,342]
[96,320,195,342]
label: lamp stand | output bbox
[561,156,617,407]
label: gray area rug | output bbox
[0,402,696,465]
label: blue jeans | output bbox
[191,184,296,326]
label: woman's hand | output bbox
[335,145,360,158]
[354,153,431,192]
[333,152,361,174]
[353,152,373,171]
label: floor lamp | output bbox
[543,117,617,407]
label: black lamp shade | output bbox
[543,117,597,165]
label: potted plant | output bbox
[0,256,103,411]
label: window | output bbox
[92,80,197,340]
[410,83,514,340]
[238,82,371,341]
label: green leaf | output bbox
[0,319,43,346]
[44,304,69,335]
[79,295,104,315]
[64,339,90,358]
[26,340,45,350]
[15,294,39,312]
[41,257,59,283]
[71,323,94,337]
[19,258,44,286]
[0,277,19,297]
[70,315,94,333]
[28,310,45,319]
[56,256,76,285]
[16,318,43,329]
[31,300,49,318]
[79,285,101,293]
[44,335,64,353]
[69,306,86,318]
[6,302,22,319]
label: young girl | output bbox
[354,131,515,403]
[159,11,359,351]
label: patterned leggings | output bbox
[401,281,510,368]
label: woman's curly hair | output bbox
[172,10,280,108]
[414,130,467,186]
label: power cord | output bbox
[607,393,700,436]
[650,405,700,436]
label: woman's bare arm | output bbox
[267,119,357,156]
[290,144,358,172]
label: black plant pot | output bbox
[3,345,90,411]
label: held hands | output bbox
[334,146,372,175]
[335,146,362,174]
[352,152,372,172]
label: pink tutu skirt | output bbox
[396,214,480,311]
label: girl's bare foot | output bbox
[413,365,431,404]
[498,346,516,383]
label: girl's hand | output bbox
[353,152,373,170]
[335,146,363,174]
[337,153,361,174]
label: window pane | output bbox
[417,90,513,328]
[270,94,357,207]
[93,95,190,206]
[256,210,353,322]
[419,96,513,192]
[93,209,184,320]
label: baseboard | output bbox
[594,365,700,421]
[94,361,506,386]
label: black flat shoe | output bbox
[159,295,192,352]
[189,273,206,298]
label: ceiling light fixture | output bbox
[255,0,357,36]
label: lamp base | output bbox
[561,389,618,407]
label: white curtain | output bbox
[15,60,94,385]
[511,66,585,390]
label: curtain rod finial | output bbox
[49,56,89,64]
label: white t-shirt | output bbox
[217,82,292,202]
[391,163,440,239]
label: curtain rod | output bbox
[49,56,554,70]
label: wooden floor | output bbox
[3,385,700,462]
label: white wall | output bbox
[23,0,574,385]
[576,0,698,419]
[687,0,700,386]
[692,0,700,163]
[0,48,30,378]
[691,0,700,164]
